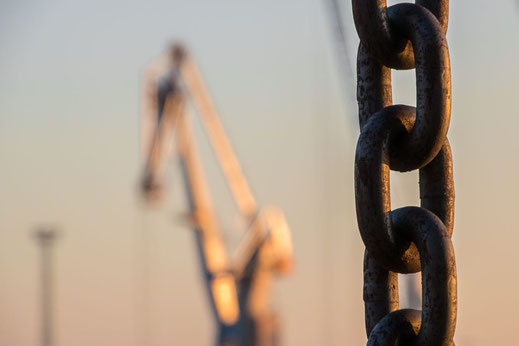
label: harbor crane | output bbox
[139,44,293,346]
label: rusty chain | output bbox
[352,1,457,344]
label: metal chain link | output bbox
[352,1,457,344]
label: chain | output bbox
[352,1,457,344]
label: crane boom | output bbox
[181,58,258,219]
[175,98,239,325]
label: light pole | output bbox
[34,228,58,346]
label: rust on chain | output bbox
[367,309,422,346]
[353,0,457,344]
[364,208,457,345]
[355,106,422,273]
[352,0,449,70]
[363,251,399,336]
[357,44,392,131]
[356,6,452,172]
[355,107,455,272]
[388,4,451,172]
[419,141,455,236]
[391,207,457,345]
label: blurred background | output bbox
[1,0,518,345]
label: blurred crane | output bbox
[139,44,293,346]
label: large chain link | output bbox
[352,1,457,344]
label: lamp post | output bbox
[34,228,58,346]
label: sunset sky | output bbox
[1,1,519,345]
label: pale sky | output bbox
[1,1,518,345]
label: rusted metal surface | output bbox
[352,0,457,344]
[357,4,452,173]
[367,309,421,345]
[356,105,421,273]
[352,0,449,70]
[363,251,399,336]
[393,207,457,345]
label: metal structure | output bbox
[34,228,58,346]
[352,1,457,344]
[140,44,293,346]
[323,0,422,313]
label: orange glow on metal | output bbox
[211,274,240,325]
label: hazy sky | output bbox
[1,1,518,345]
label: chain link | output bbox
[353,0,457,344]
[352,0,449,69]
